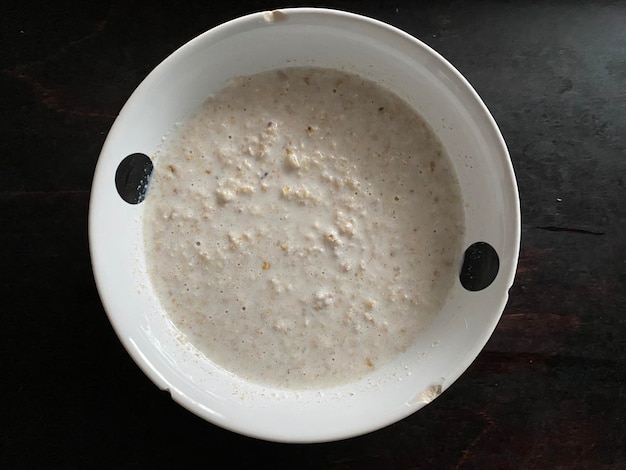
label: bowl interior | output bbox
[89,8,520,443]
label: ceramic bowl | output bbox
[89,8,520,443]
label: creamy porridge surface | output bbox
[143,67,464,389]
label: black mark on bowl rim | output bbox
[115,153,153,204]
[460,242,499,291]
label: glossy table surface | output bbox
[2,1,625,468]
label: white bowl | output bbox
[89,8,520,443]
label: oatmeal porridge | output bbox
[143,67,464,389]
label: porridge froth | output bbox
[143,67,465,389]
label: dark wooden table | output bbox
[3,1,625,468]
